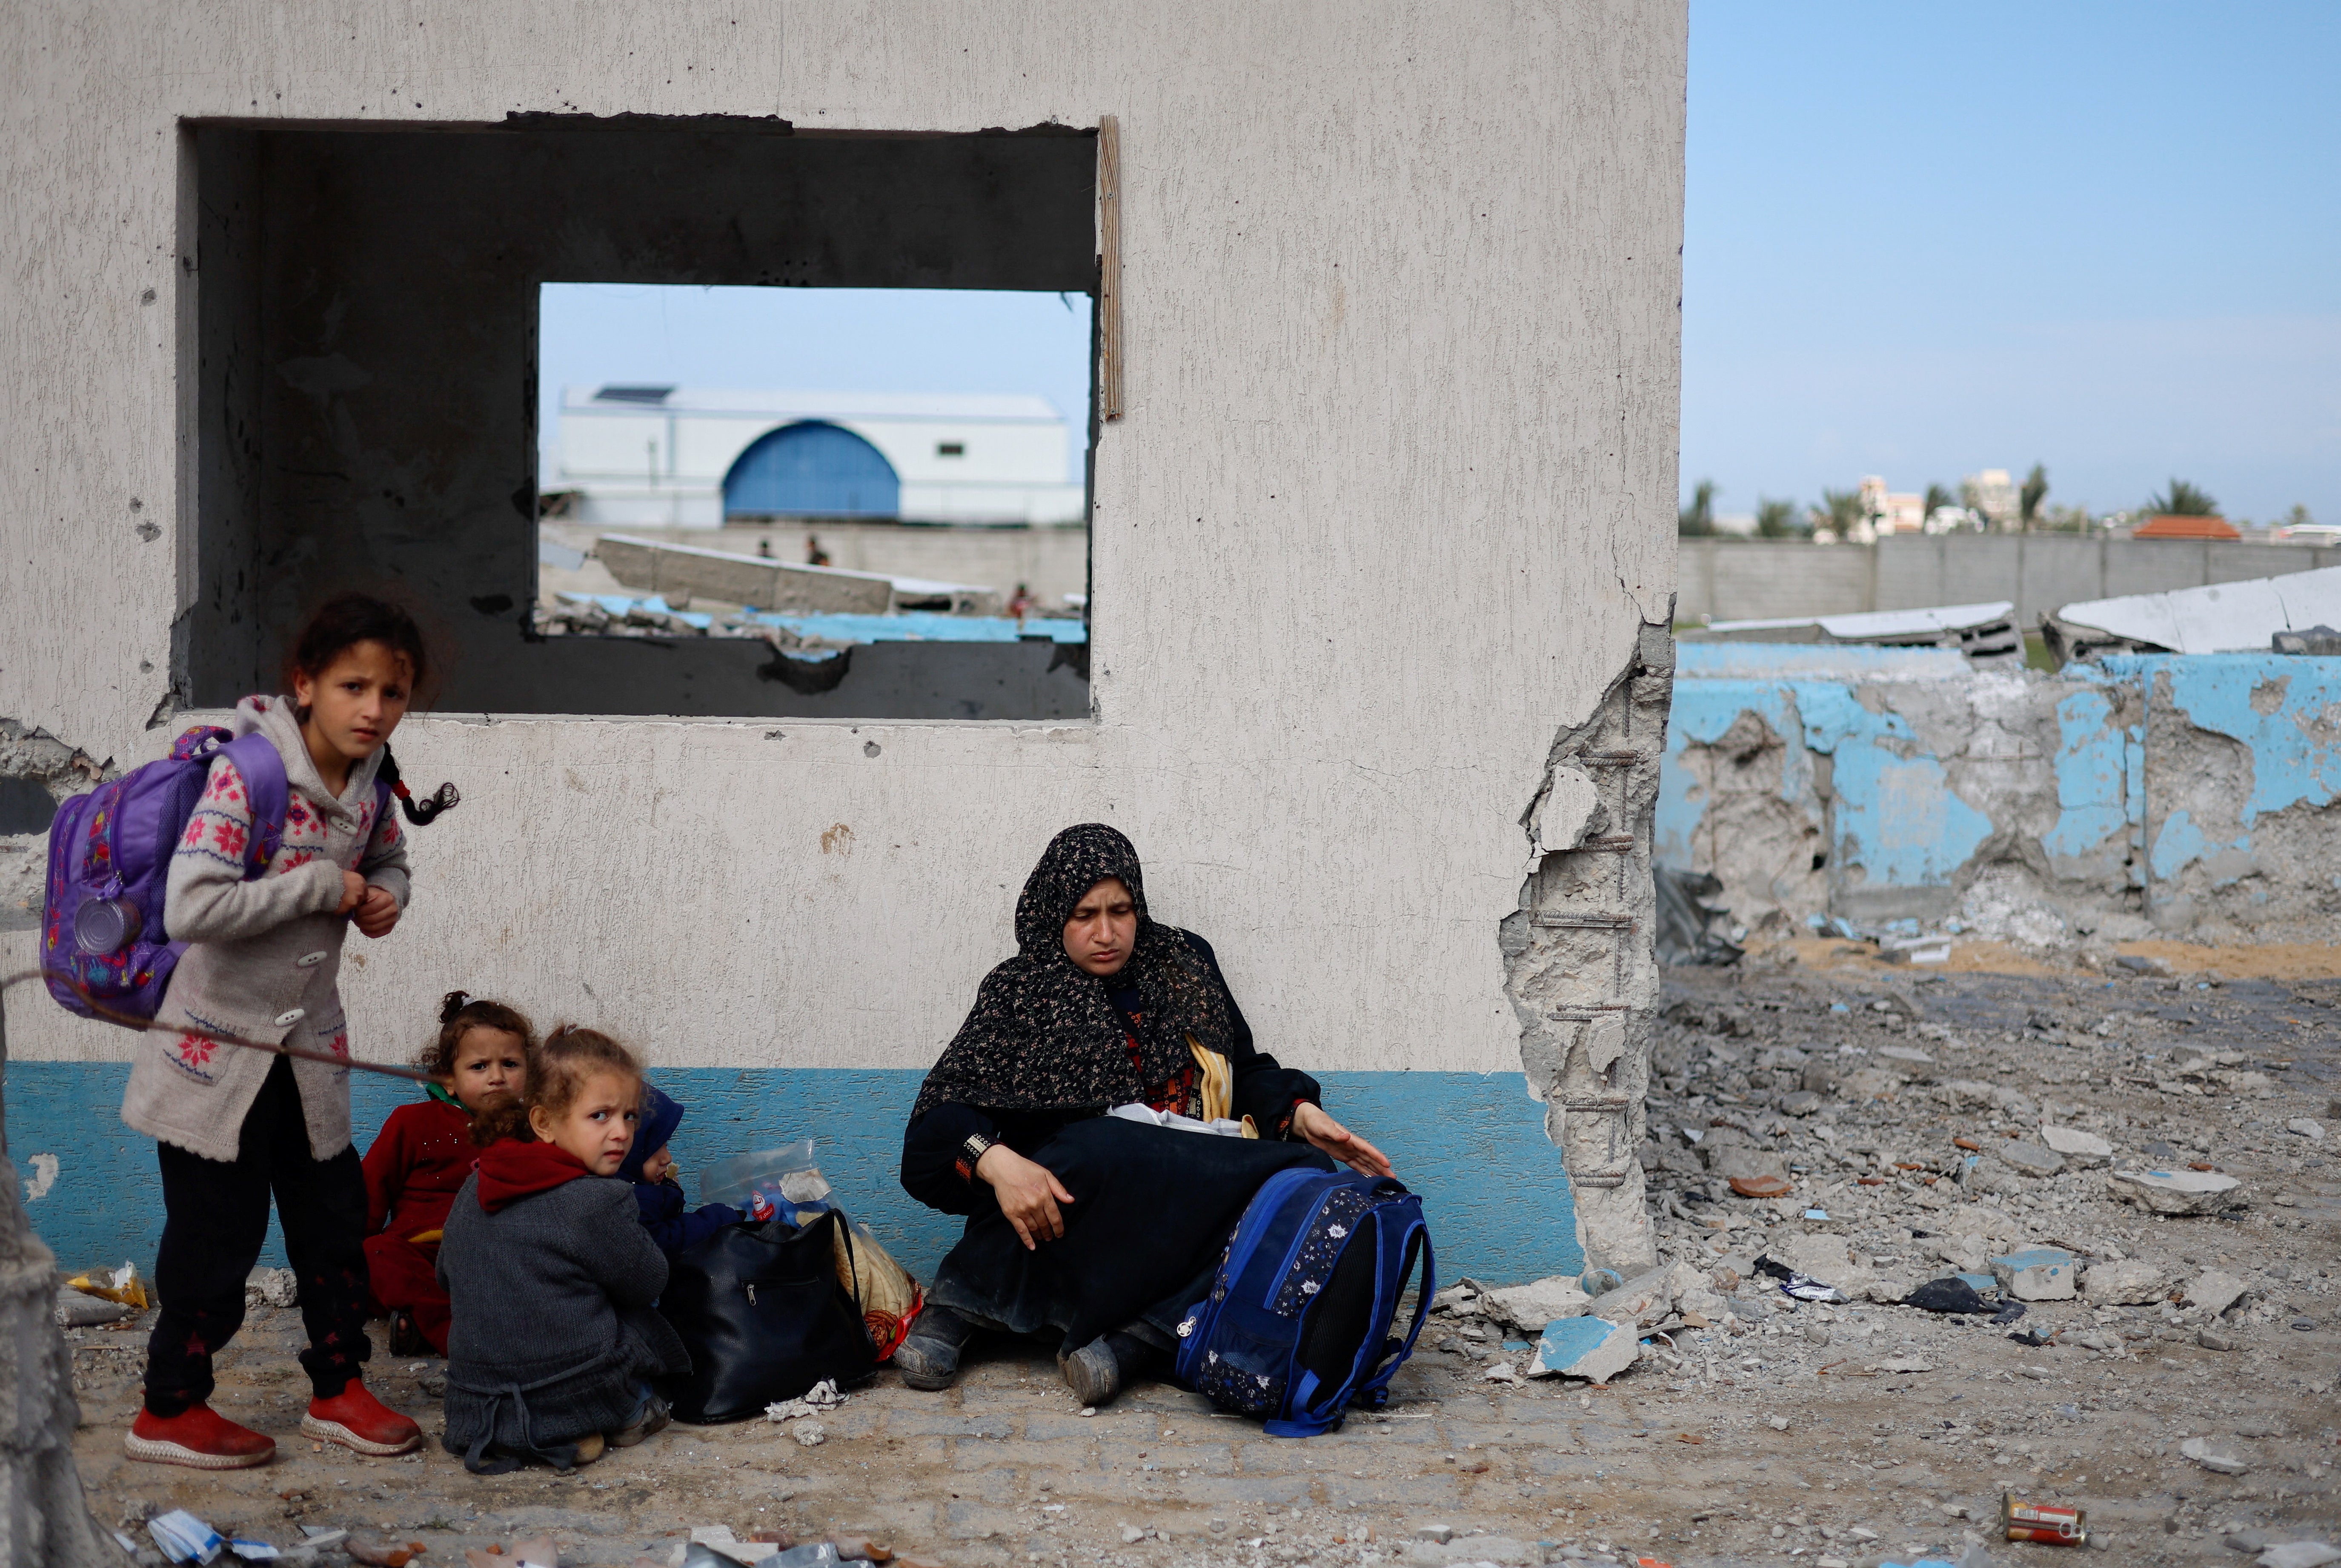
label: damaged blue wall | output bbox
[1661,645,2341,923]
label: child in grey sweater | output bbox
[123,593,442,1472]
[438,1026,689,1473]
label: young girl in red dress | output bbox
[362,992,535,1355]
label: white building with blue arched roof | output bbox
[549,384,1087,527]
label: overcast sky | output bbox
[1683,0,2341,523]
[542,5,2337,526]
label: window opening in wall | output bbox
[534,285,1092,682]
[185,118,1099,722]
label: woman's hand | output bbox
[1291,1101,1393,1178]
[352,884,401,938]
[976,1144,1076,1251]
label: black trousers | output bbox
[143,1057,373,1416]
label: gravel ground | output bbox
[66,954,2341,1568]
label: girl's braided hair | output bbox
[471,1023,641,1148]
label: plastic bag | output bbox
[67,1260,149,1311]
[834,1220,922,1359]
[701,1140,834,1227]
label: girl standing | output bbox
[362,992,535,1356]
[121,594,445,1469]
[438,1026,687,1473]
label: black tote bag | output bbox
[657,1210,878,1424]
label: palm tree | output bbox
[1815,488,1867,538]
[2020,464,2049,527]
[1754,497,1800,538]
[1922,482,1956,526]
[2146,478,2218,517]
[1679,479,1716,537]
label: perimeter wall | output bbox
[1677,536,2341,627]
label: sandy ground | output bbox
[66,959,2341,1568]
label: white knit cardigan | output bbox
[119,696,412,1162]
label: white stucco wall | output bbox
[0,0,1686,1077]
[555,388,1088,526]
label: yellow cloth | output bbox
[1188,1037,1259,1137]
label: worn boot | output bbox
[1058,1330,1159,1408]
[893,1304,975,1391]
[611,1394,671,1448]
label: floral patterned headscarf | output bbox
[908,824,1231,1121]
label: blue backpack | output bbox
[1174,1167,1433,1437]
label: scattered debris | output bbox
[149,1511,225,1565]
[2257,1545,2341,1568]
[55,1288,132,1327]
[2036,1125,2112,1166]
[246,1266,299,1309]
[67,1260,148,1310]
[1525,1316,1639,1384]
[2180,1436,2251,1475]
[2000,1491,2088,1546]
[1901,1277,1994,1315]
[764,1381,848,1422]
[1989,1248,2077,1302]
[2110,1167,2244,1214]
[792,1422,828,1448]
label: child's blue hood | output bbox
[621,1081,686,1184]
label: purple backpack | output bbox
[40,725,385,1027]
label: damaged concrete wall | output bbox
[1658,645,2341,949]
[0,2,1687,1281]
[1502,623,1677,1276]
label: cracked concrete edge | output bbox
[0,978,122,1564]
[0,721,110,798]
[1500,611,1674,1278]
[0,720,111,932]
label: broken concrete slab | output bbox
[2110,1166,2244,1215]
[1923,1234,1990,1275]
[2050,564,2341,657]
[2180,1435,2251,1475]
[1705,1143,1791,1182]
[1525,1315,1640,1384]
[1995,1140,2066,1178]
[2184,1270,2251,1317]
[2078,1258,2167,1305]
[1990,1248,2078,1301]
[1766,1234,1877,1294]
[2037,1125,2112,1166]
[2257,1543,2341,1568]
[1476,1277,1592,1332]
[1586,1266,1680,1329]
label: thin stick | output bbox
[1096,114,1124,423]
[0,968,445,1085]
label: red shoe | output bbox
[125,1403,276,1469]
[302,1382,422,1457]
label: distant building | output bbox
[1858,476,1926,536]
[1962,468,2017,531]
[2133,514,2240,540]
[548,385,1088,528]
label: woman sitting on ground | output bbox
[896,823,1391,1405]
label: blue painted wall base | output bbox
[8,1067,1580,1289]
